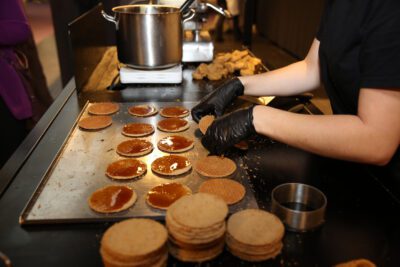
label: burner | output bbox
[119,64,183,84]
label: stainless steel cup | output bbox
[271,183,327,232]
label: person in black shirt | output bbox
[192,0,400,168]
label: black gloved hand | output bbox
[191,77,244,123]
[201,106,256,155]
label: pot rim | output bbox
[112,4,180,15]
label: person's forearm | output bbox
[252,105,397,165]
[239,39,321,97]
[239,60,320,97]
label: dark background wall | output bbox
[49,0,100,86]
[255,0,325,59]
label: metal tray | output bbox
[20,102,258,225]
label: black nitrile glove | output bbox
[191,77,244,123]
[201,106,256,155]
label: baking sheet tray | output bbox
[20,102,258,225]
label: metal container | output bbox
[102,5,193,69]
[271,183,327,232]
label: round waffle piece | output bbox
[146,183,192,210]
[88,185,137,213]
[167,215,226,245]
[78,116,112,131]
[116,139,153,157]
[226,233,283,255]
[157,135,194,153]
[106,159,147,180]
[334,259,376,267]
[194,156,237,177]
[122,123,154,137]
[160,106,189,118]
[226,209,285,262]
[100,218,168,265]
[101,247,168,267]
[128,104,158,117]
[151,155,191,176]
[168,193,228,229]
[227,209,284,247]
[168,231,226,249]
[169,238,225,263]
[157,118,189,133]
[199,115,215,135]
[198,178,245,205]
[227,241,283,262]
[88,102,119,115]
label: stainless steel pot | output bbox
[102,5,194,69]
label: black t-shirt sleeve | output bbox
[316,0,329,41]
[316,19,323,41]
[361,7,400,89]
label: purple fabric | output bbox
[0,0,33,120]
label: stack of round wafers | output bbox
[226,209,285,262]
[100,218,168,267]
[166,193,228,262]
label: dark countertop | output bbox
[1,66,400,267]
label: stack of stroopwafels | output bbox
[166,193,228,262]
[226,209,285,262]
[100,218,168,267]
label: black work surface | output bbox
[0,67,400,267]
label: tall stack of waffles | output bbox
[226,209,285,262]
[166,193,228,262]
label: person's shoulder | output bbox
[366,0,400,30]
[372,0,400,17]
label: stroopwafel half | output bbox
[88,185,137,213]
[106,159,147,180]
[198,178,245,205]
[116,139,153,157]
[151,155,191,176]
[78,116,112,131]
[194,156,237,177]
[88,102,119,115]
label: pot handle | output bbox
[101,10,118,28]
[206,3,232,18]
[182,8,196,23]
